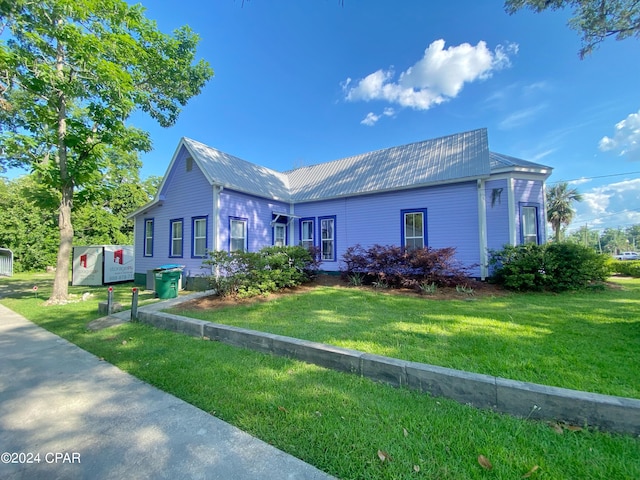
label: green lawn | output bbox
[169,277,640,399]
[2,273,639,479]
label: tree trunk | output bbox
[48,184,73,304]
[553,220,561,243]
[47,30,73,305]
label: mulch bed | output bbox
[176,275,506,311]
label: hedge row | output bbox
[489,243,610,292]
[610,259,640,277]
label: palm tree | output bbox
[546,182,583,242]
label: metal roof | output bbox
[286,128,491,202]
[183,137,291,201]
[169,129,551,206]
[489,152,552,173]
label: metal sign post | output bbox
[107,286,114,316]
[131,287,139,322]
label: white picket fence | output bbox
[0,248,13,277]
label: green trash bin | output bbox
[154,266,183,299]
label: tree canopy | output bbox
[0,169,158,272]
[0,175,59,272]
[505,0,640,58]
[0,0,213,303]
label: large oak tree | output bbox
[0,0,213,303]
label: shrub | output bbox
[201,250,251,297]
[419,281,437,295]
[543,243,609,291]
[408,245,469,287]
[610,259,640,277]
[489,243,610,292]
[341,244,470,289]
[488,244,547,291]
[202,245,320,298]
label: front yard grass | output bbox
[168,277,640,399]
[1,274,639,479]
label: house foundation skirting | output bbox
[135,308,640,436]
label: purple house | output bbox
[129,128,552,287]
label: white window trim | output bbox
[320,217,335,261]
[170,219,183,257]
[274,224,286,246]
[301,219,314,250]
[193,217,207,257]
[521,205,539,245]
[144,219,154,257]
[402,210,426,250]
[230,218,247,252]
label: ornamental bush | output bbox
[203,245,320,298]
[488,244,546,291]
[341,244,470,289]
[489,243,610,292]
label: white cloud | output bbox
[360,112,379,126]
[530,149,557,162]
[581,191,610,217]
[598,108,640,161]
[360,107,395,126]
[572,178,640,230]
[343,39,518,112]
[568,177,592,186]
[523,81,547,94]
[498,104,547,130]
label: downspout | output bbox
[477,179,488,280]
[507,177,516,245]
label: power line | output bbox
[569,207,640,232]
[582,207,640,222]
[549,171,640,185]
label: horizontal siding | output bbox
[294,182,481,276]
[134,148,213,279]
[219,189,291,252]
[133,144,548,282]
[485,179,510,251]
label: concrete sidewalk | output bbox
[0,303,335,480]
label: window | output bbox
[320,216,336,261]
[230,217,247,252]
[144,219,154,257]
[274,224,286,246]
[300,219,314,250]
[521,205,539,245]
[170,219,183,257]
[402,209,427,250]
[192,217,207,257]
[272,214,288,247]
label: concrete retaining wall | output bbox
[136,308,640,436]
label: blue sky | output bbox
[14,1,640,233]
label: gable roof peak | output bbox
[181,136,291,201]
